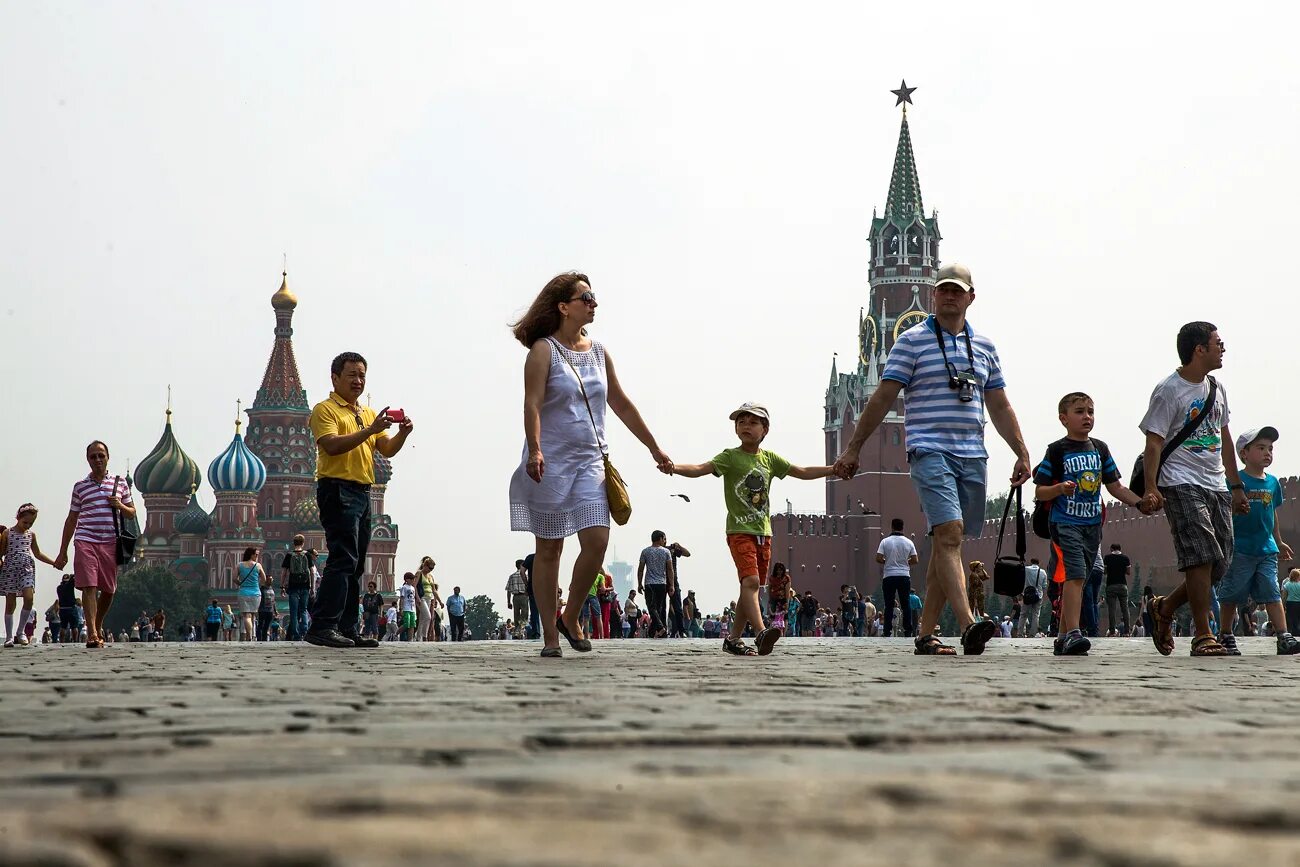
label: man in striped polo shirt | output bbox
[833,263,1032,656]
[53,440,136,648]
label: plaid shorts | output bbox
[1158,484,1233,581]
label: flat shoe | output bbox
[540,647,563,658]
[555,616,592,653]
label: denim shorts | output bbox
[1047,522,1101,583]
[908,449,987,537]
[1219,553,1282,605]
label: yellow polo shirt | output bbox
[310,392,389,484]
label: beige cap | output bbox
[729,402,771,422]
[1236,426,1279,456]
[935,262,974,292]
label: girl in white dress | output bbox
[509,272,673,657]
[1,504,58,647]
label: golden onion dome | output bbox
[271,271,298,310]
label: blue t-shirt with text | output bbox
[1233,472,1283,556]
[1033,437,1120,526]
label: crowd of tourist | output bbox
[4,269,1297,661]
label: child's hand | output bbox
[1059,481,1077,496]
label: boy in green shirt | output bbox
[673,403,834,655]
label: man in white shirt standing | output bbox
[877,519,920,637]
[1019,557,1047,637]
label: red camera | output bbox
[386,408,406,424]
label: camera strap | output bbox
[930,316,975,377]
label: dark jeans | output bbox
[1081,565,1104,637]
[1106,585,1130,635]
[450,614,466,641]
[363,612,379,638]
[256,611,274,641]
[204,622,220,641]
[525,583,540,640]
[882,575,914,637]
[286,587,310,639]
[669,588,685,637]
[310,477,371,633]
[1285,601,1300,635]
[799,613,815,636]
[644,584,668,636]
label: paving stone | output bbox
[2,638,1299,865]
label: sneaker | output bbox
[722,636,756,656]
[1276,632,1300,655]
[2,639,12,649]
[303,628,357,649]
[1053,629,1091,656]
[1219,633,1242,656]
[754,627,781,656]
[13,635,28,647]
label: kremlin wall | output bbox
[127,274,400,598]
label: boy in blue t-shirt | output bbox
[1217,427,1300,655]
[1034,393,1143,655]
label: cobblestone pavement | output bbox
[2,637,1300,866]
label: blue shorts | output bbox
[908,449,987,537]
[1047,522,1102,583]
[1219,553,1282,605]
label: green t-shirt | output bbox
[588,574,603,598]
[711,447,791,536]
[1285,581,1300,603]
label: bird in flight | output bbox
[670,494,691,503]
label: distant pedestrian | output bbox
[1283,570,1300,645]
[280,534,313,641]
[637,531,675,639]
[399,572,418,641]
[203,599,222,641]
[447,586,467,642]
[415,556,436,642]
[235,546,265,642]
[256,574,276,641]
[221,604,236,642]
[1019,558,1047,638]
[506,560,530,640]
[1,504,58,647]
[877,519,918,638]
[1103,544,1132,637]
[361,582,383,640]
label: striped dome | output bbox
[208,430,267,493]
[174,491,212,535]
[373,452,393,485]
[135,414,201,495]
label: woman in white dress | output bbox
[509,272,673,657]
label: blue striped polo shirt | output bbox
[881,315,1005,459]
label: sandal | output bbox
[960,619,998,656]
[914,634,956,655]
[555,616,592,653]
[1148,595,1174,656]
[722,636,757,656]
[1190,634,1228,656]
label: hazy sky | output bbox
[4,2,1298,620]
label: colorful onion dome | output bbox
[292,496,322,528]
[174,489,212,535]
[373,452,393,485]
[134,411,201,495]
[208,418,267,493]
[271,271,298,310]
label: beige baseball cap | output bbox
[935,262,974,292]
[729,402,770,422]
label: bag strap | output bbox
[112,476,122,537]
[994,485,1025,561]
[547,338,607,457]
[1160,375,1217,464]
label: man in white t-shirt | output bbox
[1019,558,1047,637]
[1139,321,1248,657]
[877,519,920,637]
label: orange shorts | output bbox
[726,534,771,583]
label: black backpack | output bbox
[1031,441,1068,540]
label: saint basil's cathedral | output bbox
[126,274,400,596]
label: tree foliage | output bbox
[985,493,1009,521]
[463,594,501,640]
[103,563,209,638]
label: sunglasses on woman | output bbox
[566,291,597,306]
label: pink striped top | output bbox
[70,475,133,544]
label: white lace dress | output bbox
[509,339,610,539]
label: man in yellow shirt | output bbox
[306,352,414,648]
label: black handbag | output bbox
[1130,376,1216,497]
[111,475,139,566]
[992,484,1027,597]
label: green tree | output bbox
[104,563,209,638]
[463,594,501,640]
[985,492,1008,521]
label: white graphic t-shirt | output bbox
[1139,372,1230,491]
